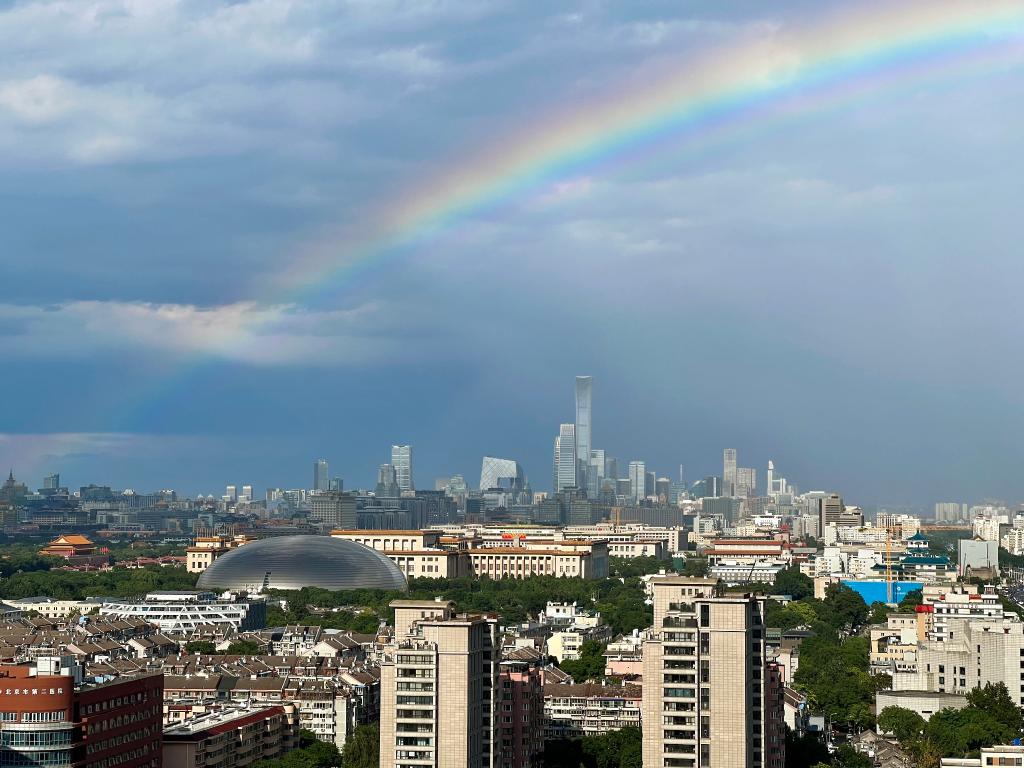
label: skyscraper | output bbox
[735,467,756,498]
[376,464,399,497]
[723,448,737,496]
[628,461,646,503]
[575,376,592,494]
[588,448,605,497]
[313,459,329,492]
[391,444,414,492]
[42,473,60,491]
[553,424,577,492]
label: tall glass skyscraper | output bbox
[391,445,414,492]
[575,376,592,493]
[723,448,737,497]
[553,424,577,492]
[628,460,646,503]
[313,459,329,492]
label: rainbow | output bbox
[118,0,1024,428]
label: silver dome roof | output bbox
[196,535,408,592]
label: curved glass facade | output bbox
[197,535,408,592]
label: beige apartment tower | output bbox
[379,599,499,768]
[642,576,770,768]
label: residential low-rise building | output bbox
[163,706,299,768]
[544,683,641,738]
[940,744,1024,767]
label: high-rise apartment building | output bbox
[575,376,592,495]
[628,461,646,503]
[553,424,577,492]
[314,459,329,492]
[379,599,498,768]
[723,449,737,497]
[392,445,414,493]
[934,502,965,523]
[497,650,545,768]
[642,576,772,768]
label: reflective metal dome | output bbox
[196,535,408,592]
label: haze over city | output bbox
[2,0,1024,504]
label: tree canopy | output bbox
[558,641,608,682]
[543,726,641,768]
[879,684,1024,767]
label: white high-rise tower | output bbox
[553,424,577,492]
[723,448,737,496]
[391,445,414,492]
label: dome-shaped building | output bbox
[196,535,408,592]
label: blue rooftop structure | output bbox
[841,579,923,605]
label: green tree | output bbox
[966,682,1024,733]
[822,584,869,630]
[681,556,708,577]
[543,727,641,768]
[925,706,1013,757]
[774,567,815,600]
[897,589,923,611]
[252,729,341,768]
[559,641,608,682]
[868,601,891,625]
[877,706,926,742]
[185,641,216,654]
[341,724,378,768]
[225,639,264,655]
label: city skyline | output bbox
[3,2,1024,505]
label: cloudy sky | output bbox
[1,0,1023,506]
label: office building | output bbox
[240,484,253,502]
[735,467,756,498]
[379,600,499,768]
[642,576,772,768]
[310,491,358,530]
[815,493,849,531]
[605,457,619,482]
[314,459,330,492]
[723,449,737,496]
[645,471,656,499]
[42,473,60,491]
[480,457,526,492]
[628,461,646,503]
[0,657,163,768]
[392,445,414,493]
[376,464,400,497]
[589,448,605,498]
[575,376,593,495]
[553,424,577,492]
[225,485,237,502]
